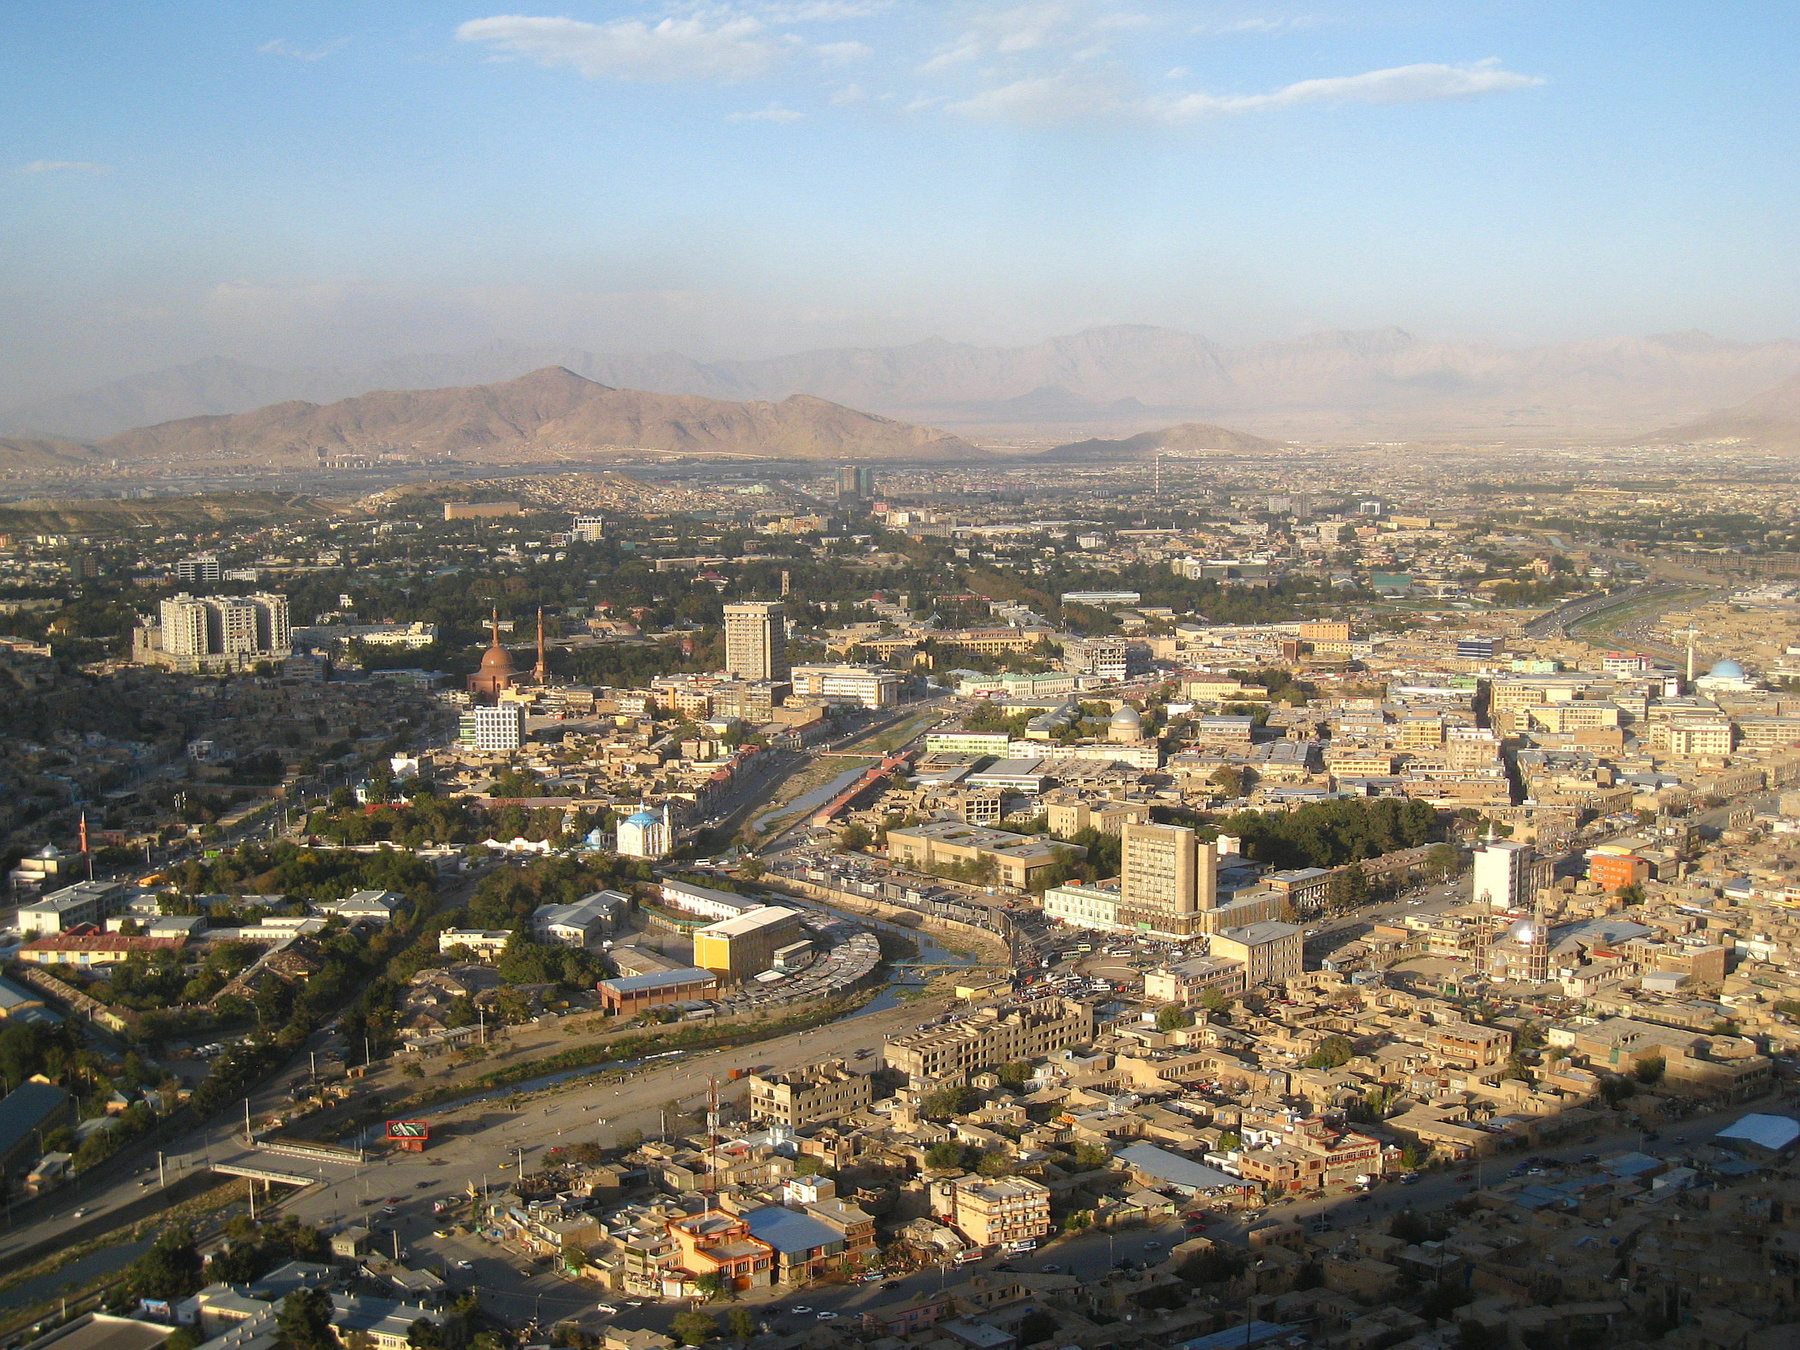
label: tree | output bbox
[1016,1310,1060,1346]
[1209,766,1246,798]
[737,857,764,882]
[668,1310,719,1346]
[994,1060,1034,1089]
[406,1322,441,1350]
[924,1141,967,1170]
[1157,1003,1194,1032]
[276,1290,342,1350]
[921,1082,978,1118]
[693,1271,725,1301]
[1303,1035,1354,1070]
[838,822,873,852]
[1635,1055,1665,1085]
[1614,881,1646,906]
[725,1308,757,1342]
[1599,1075,1636,1106]
[131,1226,203,1300]
[1425,843,1460,882]
[1398,1141,1426,1171]
[1198,986,1232,1020]
[1326,862,1371,913]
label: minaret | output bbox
[1528,894,1551,984]
[534,607,548,684]
[1471,912,1491,979]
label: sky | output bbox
[2,1,1799,402]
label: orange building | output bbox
[1589,852,1649,892]
[667,1211,775,1293]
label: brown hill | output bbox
[0,436,99,473]
[1646,371,1800,450]
[96,367,977,464]
[1036,421,1281,462]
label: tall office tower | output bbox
[1119,822,1208,936]
[159,594,210,657]
[836,464,875,500]
[1472,837,1533,910]
[571,514,605,542]
[723,601,788,682]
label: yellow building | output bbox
[692,907,804,983]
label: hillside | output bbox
[0,492,330,535]
[95,367,976,465]
[1645,371,1800,450]
[1036,421,1282,462]
[14,326,1800,443]
[0,436,99,474]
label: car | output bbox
[1143,1241,1162,1250]
[992,1263,1015,1273]
[72,1208,88,1219]
[387,1196,405,1203]
[790,1306,812,1315]
[1040,1263,1061,1273]
[382,1206,398,1215]
[595,1305,618,1316]
[816,1312,838,1322]
[434,1229,453,1238]
[456,1261,474,1271]
[881,1281,901,1291]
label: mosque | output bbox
[1694,657,1759,696]
[466,608,549,702]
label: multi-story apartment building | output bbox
[748,1060,873,1128]
[884,821,1083,891]
[17,880,129,935]
[144,592,291,669]
[723,601,788,682]
[929,1174,1052,1249]
[666,1211,775,1294]
[884,996,1093,1084]
[1472,838,1533,910]
[1142,955,1247,1006]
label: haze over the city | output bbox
[4,1,1799,410]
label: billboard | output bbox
[386,1120,429,1139]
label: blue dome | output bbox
[1706,659,1747,679]
[625,810,658,825]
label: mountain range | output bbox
[9,325,1800,444]
[1649,371,1800,450]
[55,367,977,468]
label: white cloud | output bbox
[751,0,889,19]
[456,13,793,83]
[1206,16,1321,35]
[829,82,869,104]
[727,103,805,121]
[943,55,1542,125]
[947,73,1131,124]
[259,37,349,61]
[16,160,109,174]
[1162,59,1544,118]
[815,39,872,64]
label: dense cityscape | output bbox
[0,441,1795,1350]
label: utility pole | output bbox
[158,1152,165,1189]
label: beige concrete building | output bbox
[1118,821,1214,937]
[884,996,1093,1084]
[722,601,788,682]
[1209,920,1303,988]
[929,1174,1052,1249]
[747,1059,873,1128]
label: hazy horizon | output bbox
[5,2,1800,407]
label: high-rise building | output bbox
[836,465,875,500]
[149,592,291,667]
[571,515,605,542]
[1118,822,1213,937]
[175,555,221,584]
[1472,838,1533,910]
[723,601,787,682]
[460,704,525,754]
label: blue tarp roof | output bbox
[1714,1114,1800,1153]
[1178,1321,1299,1350]
[744,1206,843,1255]
[1116,1142,1242,1191]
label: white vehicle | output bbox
[1002,1239,1038,1253]
[595,1304,618,1316]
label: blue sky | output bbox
[3,1,1798,399]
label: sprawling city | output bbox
[5,6,1800,1350]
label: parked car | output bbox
[595,1305,618,1316]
